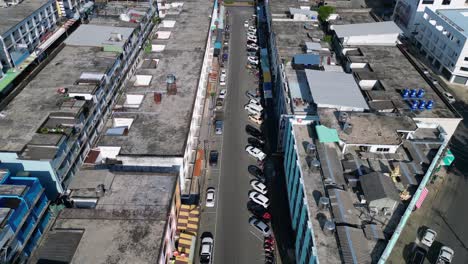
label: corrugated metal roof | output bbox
[293,54,321,65]
[336,226,372,264]
[305,70,369,110]
[360,172,400,202]
[33,230,84,263]
[329,188,361,226]
[333,21,402,38]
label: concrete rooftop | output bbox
[351,45,457,119]
[98,0,211,156]
[0,46,118,153]
[0,0,50,36]
[89,1,152,28]
[29,171,177,264]
[329,8,376,27]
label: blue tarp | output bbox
[214,42,222,49]
[293,54,320,65]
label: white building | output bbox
[414,8,468,84]
[393,0,468,36]
[332,21,402,46]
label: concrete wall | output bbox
[413,117,461,140]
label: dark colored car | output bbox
[247,200,271,222]
[209,150,219,166]
[245,124,263,139]
[222,53,228,62]
[248,137,264,149]
[248,165,266,183]
[410,246,427,264]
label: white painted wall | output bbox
[413,117,461,140]
[341,33,400,46]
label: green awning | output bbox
[315,125,339,143]
[441,149,455,166]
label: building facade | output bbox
[0,169,50,264]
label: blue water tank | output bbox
[410,100,418,110]
[426,100,434,110]
[417,88,425,98]
[418,100,426,110]
[410,89,417,98]
[402,88,409,98]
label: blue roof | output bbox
[437,9,468,36]
[214,42,222,49]
[293,54,320,65]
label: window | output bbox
[422,0,434,4]
[460,67,468,72]
[442,0,451,5]
[464,57,468,61]
[376,148,390,152]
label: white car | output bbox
[247,32,256,38]
[205,187,215,208]
[251,180,267,194]
[248,56,259,65]
[220,69,227,79]
[437,246,454,264]
[249,216,271,236]
[247,36,257,43]
[248,26,256,32]
[248,98,262,108]
[421,228,437,247]
[249,191,270,208]
[443,92,455,103]
[246,44,259,51]
[245,90,259,100]
[245,145,266,161]
[199,234,214,263]
[244,20,249,27]
[219,75,226,86]
[219,89,227,99]
[248,114,263,125]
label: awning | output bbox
[316,125,339,143]
[193,149,204,177]
[415,187,428,209]
[441,149,455,166]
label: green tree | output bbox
[317,6,335,22]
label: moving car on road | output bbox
[421,228,437,247]
[251,179,268,194]
[244,20,249,27]
[437,246,454,264]
[249,191,270,208]
[245,145,266,161]
[200,232,214,263]
[206,187,216,207]
[209,150,218,166]
[443,92,456,103]
[249,216,271,236]
[245,124,263,139]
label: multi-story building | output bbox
[28,169,180,264]
[0,168,50,263]
[414,7,468,84]
[0,1,158,199]
[393,0,468,36]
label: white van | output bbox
[244,103,263,115]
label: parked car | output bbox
[248,114,263,125]
[247,200,271,221]
[245,90,260,100]
[443,92,456,103]
[248,56,259,65]
[209,150,219,166]
[246,46,259,52]
[421,228,437,247]
[221,68,227,79]
[248,98,262,107]
[248,26,256,32]
[219,74,226,86]
[249,191,270,208]
[216,98,223,110]
[247,43,258,49]
[222,53,228,62]
[251,179,268,194]
[247,32,256,38]
[248,165,266,183]
[245,124,263,139]
[206,187,216,207]
[411,246,427,264]
[249,216,271,236]
[244,20,249,27]
[247,51,258,57]
[200,232,214,263]
[245,145,266,161]
[219,89,227,99]
[248,137,265,148]
[244,103,263,116]
[247,36,257,42]
[215,120,223,135]
[437,246,454,264]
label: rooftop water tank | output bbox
[418,100,426,110]
[417,88,425,98]
[410,100,418,110]
[410,89,417,98]
[323,220,336,236]
[401,88,409,98]
[319,196,330,210]
[426,100,434,110]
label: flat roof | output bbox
[437,9,468,35]
[88,1,152,28]
[64,24,134,48]
[29,171,176,264]
[351,45,457,118]
[318,109,418,145]
[0,46,118,153]
[0,0,50,35]
[305,70,369,110]
[333,21,401,38]
[284,66,315,115]
[98,0,211,156]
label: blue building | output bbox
[0,168,50,263]
[0,1,158,199]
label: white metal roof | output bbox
[333,21,402,38]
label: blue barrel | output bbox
[417,88,425,98]
[426,100,434,109]
[418,100,426,110]
[402,88,409,98]
[410,89,417,98]
[410,100,418,110]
